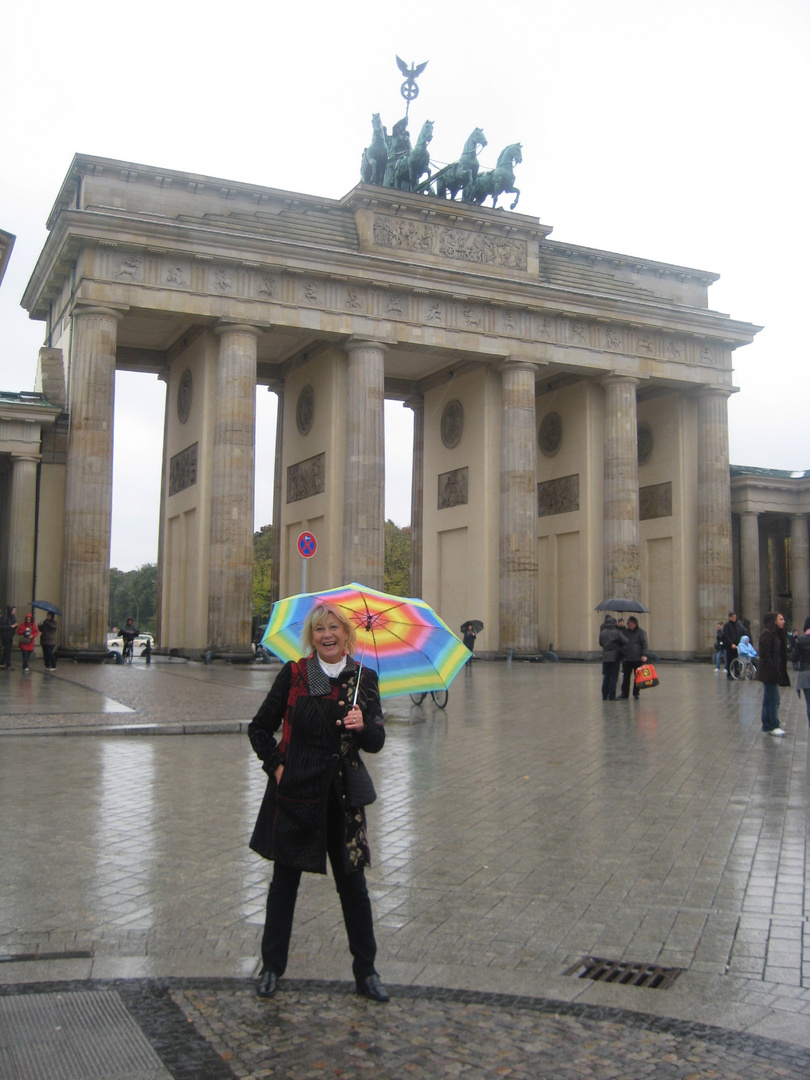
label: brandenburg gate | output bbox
[21,154,759,659]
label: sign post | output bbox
[297,531,317,592]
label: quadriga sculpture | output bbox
[464,143,522,210]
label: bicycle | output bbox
[122,637,135,664]
[409,689,449,710]
[729,655,757,680]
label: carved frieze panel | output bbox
[372,214,527,271]
[169,443,198,496]
[210,266,235,293]
[114,254,143,282]
[163,260,190,287]
[537,474,580,517]
[639,481,672,520]
[287,452,325,503]
[438,466,468,509]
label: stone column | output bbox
[154,374,169,648]
[739,511,761,642]
[697,388,733,651]
[60,305,121,655]
[207,323,260,653]
[791,513,809,627]
[601,376,640,600]
[405,395,424,598]
[499,360,539,653]
[270,383,284,606]
[342,340,386,589]
[7,455,39,608]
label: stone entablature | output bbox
[24,156,759,397]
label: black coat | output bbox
[621,624,649,663]
[722,619,743,651]
[248,656,384,874]
[599,618,627,663]
[757,617,790,687]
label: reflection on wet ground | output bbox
[1,658,808,1073]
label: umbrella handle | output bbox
[352,634,369,707]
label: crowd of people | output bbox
[719,610,810,736]
[598,614,650,700]
[0,605,58,673]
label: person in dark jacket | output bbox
[791,616,810,724]
[248,602,388,1002]
[722,613,743,680]
[0,605,18,669]
[757,611,790,735]
[619,617,649,699]
[599,615,628,701]
[38,612,58,671]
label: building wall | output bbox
[278,348,347,598]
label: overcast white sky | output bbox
[1,0,808,569]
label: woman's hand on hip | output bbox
[274,764,284,784]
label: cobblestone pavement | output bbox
[1,657,809,1078]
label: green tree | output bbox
[384,520,411,596]
[253,524,273,620]
[109,563,158,638]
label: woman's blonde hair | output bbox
[301,603,357,656]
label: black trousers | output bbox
[261,792,377,980]
[0,637,12,667]
[620,662,640,698]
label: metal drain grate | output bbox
[564,955,683,990]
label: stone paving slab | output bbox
[1,659,808,1072]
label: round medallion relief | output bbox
[637,422,653,466]
[296,385,315,436]
[177,369,192,424]
[539,411,563,457]
[440,400,464,449]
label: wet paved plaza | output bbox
[1,656,808,1077]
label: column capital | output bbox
[10,453,41,465]
[497,358,539,378]
[345,337,389,356]
[694,384,736,400]
[791,512,808,522]
[215,321,262,338]
[403,394,424,413]
[600,373,640,390]
[70,303,127,323]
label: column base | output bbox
[55,646,115,663]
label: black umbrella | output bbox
[595,598,649,614]
[31,600,62,616]
[461,620,484,634]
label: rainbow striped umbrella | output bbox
[261,582,470,699]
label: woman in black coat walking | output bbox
[248,602,388,1002]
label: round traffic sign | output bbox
[297,532,317,559]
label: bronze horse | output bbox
[392,119,434,191]
[464,142,522,210]
[360,113,389,186]
[434,127,487,200]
